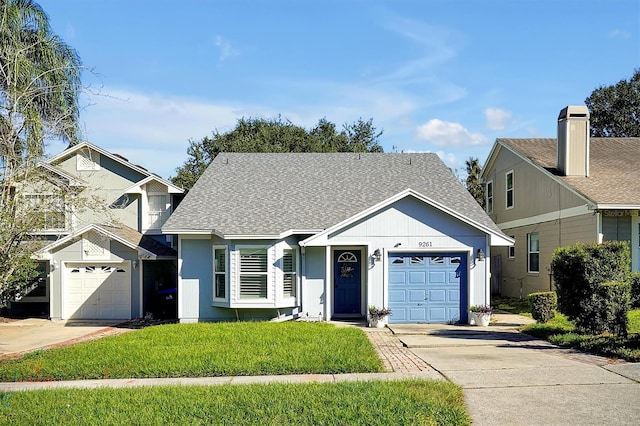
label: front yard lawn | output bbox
[497,297,640,361]
[0,380,470,425]
[0,322,383,381]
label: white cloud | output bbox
[484,107,512,131]
[214,35,238,61]
[415,119,488,147]
[607,29,630,39]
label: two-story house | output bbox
[481,106,640,298]
[10,142,184,321]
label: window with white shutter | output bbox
[282,249,296,298]
[239,249,268,298]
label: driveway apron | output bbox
[390,318,640,426]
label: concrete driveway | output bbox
[390,319,640,426]
[0,318,125,358]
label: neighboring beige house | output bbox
[481,106,640,298]
[10,142,184,320]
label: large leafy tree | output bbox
[585,70,640,137]
[0,0,83,305]
[172,116,383,189]
[464,157,485,209]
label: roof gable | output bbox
[37,223,176,259]
[163,153,506,239]
[493,138,640,206]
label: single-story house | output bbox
[162,153,512,324]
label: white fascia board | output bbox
[37,163,88,187]
[122,175,184,195]
[48,142,153,179]
[161,228,225,238]
[595,204,640,210]
[300,188,510,247]
[37,223,156,259]
[479,140,501,180]
[279,229,323,238]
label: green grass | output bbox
[491,296,533,317]
[0,322,383,381]
[521,310,640,361]
[0,380,470,426]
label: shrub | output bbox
[629,272,640,309]
[528,291,557,323]
[575,281,629,336]
[551,241,630,321]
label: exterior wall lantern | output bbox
[373,249,382,262]
[50,260,59,272]
[132,259,139,269]
[476,248,485,262]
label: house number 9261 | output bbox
[418,241,433,247]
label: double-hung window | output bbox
[213,247,227,299]
[282,249,296,298]
[26,194,65,230]
[148,194,168,228]
[486,180,494,213]
[508,236,515,259]
[506,171,514,209]
[239,248,268,298]
[527,233,539,273]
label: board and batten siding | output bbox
[301,246,326,318]
[498,213,597,298]
[326,195,490,308]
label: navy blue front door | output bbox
[334,250,361,314]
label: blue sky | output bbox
[43,0,639,180]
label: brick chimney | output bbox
[557,105,590,177]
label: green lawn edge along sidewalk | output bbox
[0,322,383,381]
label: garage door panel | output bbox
[389,272,406,284]
[428,289,446,302]
[409,308,427,321]
[389,253,467,324]
[428,271,446,283]
[408,272,426,284]
[408,290,426,302]
[64,263,131,320]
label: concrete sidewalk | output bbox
[389,315,640,426]
[1,313,639,425]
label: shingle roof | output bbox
[163,153,503,237]
[101,224,177,258]
[498,137,640,205]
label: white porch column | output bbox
[325,245,331,321]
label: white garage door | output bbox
[64,263,131,320]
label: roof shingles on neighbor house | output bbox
[499,137,640,205]
[163,152,502,236]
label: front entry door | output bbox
[333,250,361,314]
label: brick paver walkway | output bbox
[362,327,435,373]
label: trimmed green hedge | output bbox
[551,241,630,336]
[629,271,640,309]
[528,291,557,323]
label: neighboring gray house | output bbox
[12,142,184,320]
[162,153,512,324]
[481,105,640,298]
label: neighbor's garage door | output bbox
[64,263,131,320]
[388,253,467,323]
